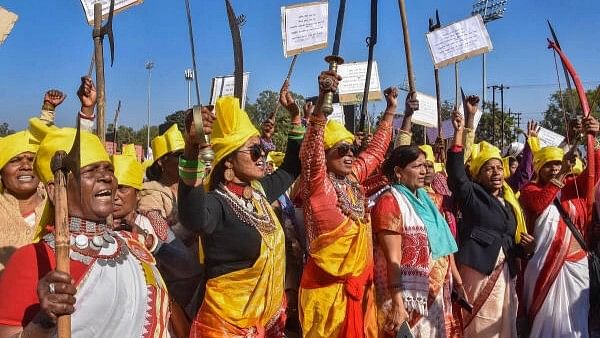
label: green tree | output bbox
[159,110,186,134]
[246,90,304,151]
[540,88,600,136]
[0,122,15,137]
[476,101,517,148]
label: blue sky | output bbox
[1,0,599,132]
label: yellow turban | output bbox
[324,119,354,150]
[469,141,502,177]
[419,145,435,164]
[0,130,39,171]
[267,151,285,168]
[533,146,564,176]
[152,124,185,162]
[112,143,143,190]
[34,128,110,184]
[206,96,260,189]
[434,162,445,174]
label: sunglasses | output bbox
[334,143,358,157]
[238,144,266,162]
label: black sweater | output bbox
[178,138,301,279]
[447,149,522,277]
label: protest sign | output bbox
[0,6,17,45]
[209,73,250,109]
[337,61,382,104]
[80,0,144,24]
[426,15,493,69]
[281,1,328,58]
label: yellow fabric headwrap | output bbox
[324,119,354,150]
[267,151,285,168]
[112,152,144,190]
[533,146,564,176]
[206,96,260,190]
[572,157,584,175]
[502,156,516,178]
[34,128,111,184]
[469,141,502,177]
[419,145,435,163]
[152,124,184,162]
[0,130,39,171]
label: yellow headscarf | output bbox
[533,146,564,176]
[151,124,185,162]
[502,156,516,178]
[206,96,260,189]
[0,130,39,171]
[572,157,584,175]
[34,128,111,184]
[323,119,354,150]
[469,141,503,177]
[419,144,435,164]
[267,151,285,169]
[469,141,527,243]
[112,145,144,190]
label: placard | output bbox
[209,73,250,109]
[410,92,438,128]
[329,103,345,125]
[80,0,144,25]
[426,14,493,69]
[537,127,565,148]
[337,61,382,104]
[281,1,328,57]
[0,6,18,45]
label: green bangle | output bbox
[179,169,205,180]
[179,156,200,169]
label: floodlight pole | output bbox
[145,61,154,159]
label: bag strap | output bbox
[553,198,589,252]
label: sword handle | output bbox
[321,55,344,116]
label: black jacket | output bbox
[447,149,522,276]
[178,137,302,280]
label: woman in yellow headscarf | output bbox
[0,130,46,276]
[519,115,600,337]
[298,70,396,338]
[178,80,304,337]
[446,97,535,338]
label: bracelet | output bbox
[178,157,206,180]
[79,111,95,121]
[309,116,327,127]
[41,102,56,111]
[550,177,565,188]
[179,157,200,169]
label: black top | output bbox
[446,149,523,276]
[178,138,302,280]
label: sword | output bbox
[184,0,214,163]
[225,0,244,107]
[92,0,116,142]
[358,0,378,132]
[321,0,347,115]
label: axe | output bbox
[92,0,116,142]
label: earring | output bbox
[224,168,235,182]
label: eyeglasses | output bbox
[238,144,266,162]
[334,143,358,157]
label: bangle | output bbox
[309,116,327,127]
[41,102,55,111]
[79,111,95,121]
[178,157,206,180]
[550,177,565,188]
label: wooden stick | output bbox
[93,2,106,142]
[52,151,71,338]
[397,0,415,93]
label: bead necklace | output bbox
[216,184,277,236]
[44,217,128,265]
[329,173,367,223]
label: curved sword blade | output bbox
[225,0,244,106]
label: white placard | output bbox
[426,15,493,69]
[329,103,345,125]
[209,73,250,109]
[0,6,18,45]
[337,61,382,104]
[411,92,438,128]
[80,0,144,25]
[537,127,565,147]
[281,1,328,58]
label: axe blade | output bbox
[105,0,116,66]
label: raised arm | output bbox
[508,121,536,191]
[394,90,418,147]
[353,87,399,183]
[39,89,66,125]
[446,109,475,205]
[462,95,478,164]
